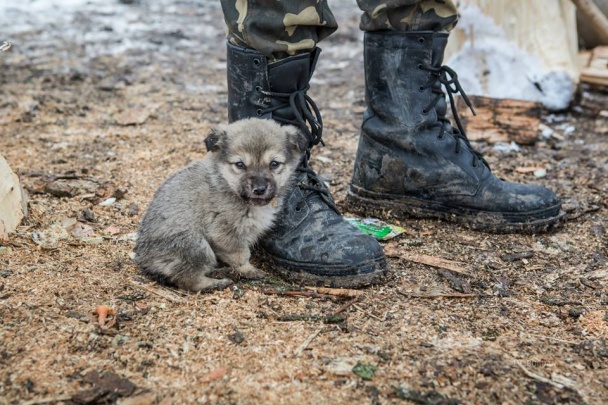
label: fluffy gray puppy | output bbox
[134,118,306,291]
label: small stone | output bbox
[127,203,139,216]
[112,334,129,346]
[568,308,585,318]
[99,197,116,206]
[228,330,244,345]
[0,247,12,256]
[534,168,547,178]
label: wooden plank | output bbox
[579,46,608,86]
[455,96,541,145]
[0,155,27,241]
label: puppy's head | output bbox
[205,118,307,206]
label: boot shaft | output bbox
[226,42,321,136]
[363,31,450,137]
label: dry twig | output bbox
[131,280,185,303]
[400,253,470,275]
[262,289,341,301]
[294,327,324,357]
[332,296,362,316]
[304,287,364,298]
[516,361,564,389]
[397,290,477,299]
[21,396,72,405]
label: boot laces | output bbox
[259,87,340,215]
[420,64,489,169]
[259,86,323,148]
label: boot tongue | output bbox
[268,53,313,94]
[431,33,449,67]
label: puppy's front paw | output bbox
[237,264,268,280]
[177,274,234,292]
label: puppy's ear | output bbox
[204,128,226,152]
[285,125,309,154]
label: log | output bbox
[455,96,542,145]
[574,0,608,46]
[577,0,608,48]
[445,0,579,110]
[0,155,27,241]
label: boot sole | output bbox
[346,186,565,234]
[258,250,390,289]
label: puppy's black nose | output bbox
[251,179,267,195]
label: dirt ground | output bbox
[1,1,607,404]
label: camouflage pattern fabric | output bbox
[220,0,458,60]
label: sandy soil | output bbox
[1,1,607,404]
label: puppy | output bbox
[133,118,306,291]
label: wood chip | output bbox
[294,327,324,357]
[199,368,228,383]
[400,253,470,276]
[304,287,364,297]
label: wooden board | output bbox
[455,96,541,145]
[0,154,27,241]
[579,46,608,86]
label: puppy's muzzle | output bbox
[242,176,276,206]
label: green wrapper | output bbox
[345,217,406,241]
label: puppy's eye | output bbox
[234,162,246,170]
[269,161,282,170]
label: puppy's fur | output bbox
[134,118,306,291]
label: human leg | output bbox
[346,0,563,233]
[220,0,389,287]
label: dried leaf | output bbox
[352,362,377,380]
[199,368,227,383]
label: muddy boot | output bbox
[347,31,564,233]
[226,42,388,287]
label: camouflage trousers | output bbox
[221,0,458,60]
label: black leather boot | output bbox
[226,42,388,287]
[347,31,564,233]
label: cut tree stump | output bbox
[0,154,27,241]
[455,96,542,145]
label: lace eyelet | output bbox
[417,37,425,44]
[454,149,460,155]
[421,109,428,115]
[437,134,444,140]
[255,86,262,92]
[417,63,423,70]
[256,109,263,116]
[418,86,425,92]
[295,205,303,213]
[253,58,261,66]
